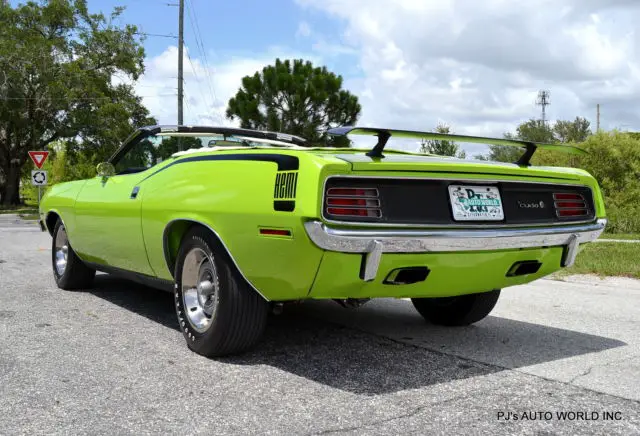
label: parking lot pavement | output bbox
[1,221,639,435]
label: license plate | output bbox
[448,185,504,221]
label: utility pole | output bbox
[536,90,550,125]
[596,104,600,131]
[177,0,184,128]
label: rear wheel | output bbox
[411,289,500,326]
[174,226,269,357]
[51,219,95,290]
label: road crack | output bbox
[306,388,504,435]
[569,354,640,384]
[308,404,431,435]
[569,366,593,384]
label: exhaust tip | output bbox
[383,266,430,285]
[506,260,542,277]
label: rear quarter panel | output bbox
[139,151,349,300]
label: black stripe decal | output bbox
[274,200,295,212]
[140,153,299,183]
[178,154,299,171]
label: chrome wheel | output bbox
[181,247,220,333]
[54,225,69,276]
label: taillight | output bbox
[553,192,588,218]
[325,187,381,218]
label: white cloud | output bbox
[296,0,640,155]
[128,46,320,127]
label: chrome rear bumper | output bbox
[304,219,607,281]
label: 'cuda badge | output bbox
[518,200,545,209]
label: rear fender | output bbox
[162,218,269,301]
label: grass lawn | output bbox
[600,233,640,240]
[0,206,38,215]
[557,241,640,279]
[0,200,38,215]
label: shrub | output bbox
[533,131,640,233]
[20,143,97,204]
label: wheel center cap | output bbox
[197,279,214,307]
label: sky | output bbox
[90,0,640,154]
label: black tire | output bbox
[174,226,269,357]
[411,289,501,326]
[51,219,95,290]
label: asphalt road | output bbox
[1,215,639,435]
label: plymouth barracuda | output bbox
[38,125,607,357]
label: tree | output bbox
[0,0,155,205]
[226,58,361,146]
[514,119,556,143]
[480,117,594,163]
[553,116,591,143]
[477,134,523,163]
[155,136,202,161]
[419,122,466,158]
[480,119,556,163]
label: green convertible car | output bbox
[39,125,607,357]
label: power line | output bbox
[134,31,178,39]
[1,94,176,101]
[185,50,210,112]
[177,0,184,128]
[183,88,194,118]
[185,0,220,119]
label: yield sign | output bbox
[28,151,49,169]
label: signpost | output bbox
[28,151,49,207]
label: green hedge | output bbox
[533,131,640,233]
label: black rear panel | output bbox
[323,177,595,226]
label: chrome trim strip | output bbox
[553,192,585,200]
[325,197,380,209]
[304,218,607,280]
[320,174,597,228]
[327,187,379,198]
[163,219,269,301]
[325,202,381,209]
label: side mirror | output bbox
[96,162,115,178]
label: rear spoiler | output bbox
[327,126,587,166]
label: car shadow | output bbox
[88,274,627,395]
